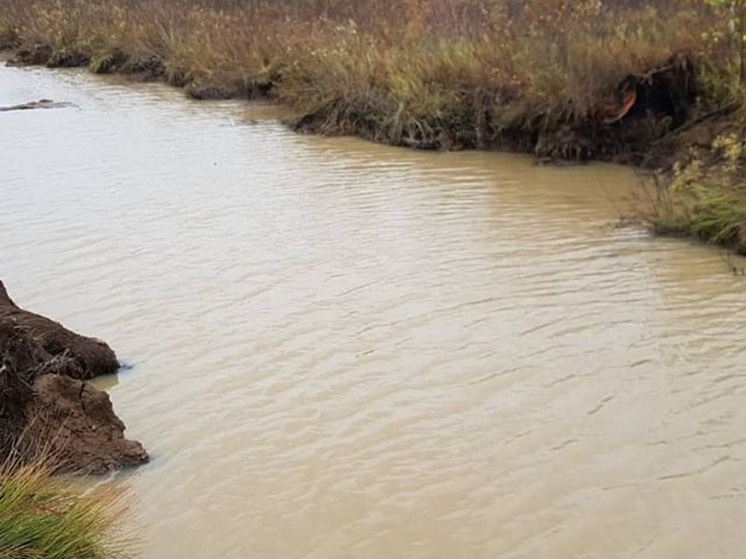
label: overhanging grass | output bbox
[652,185,746,252]
[636,131,746,253]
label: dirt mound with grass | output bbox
[0,280,148,474]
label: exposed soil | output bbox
[0,280,119,380]
[23,374,149,474]
[292,56,705,171]
[0,280,148,474]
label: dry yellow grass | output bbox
[0,0,717,135]
[1,0,745,248]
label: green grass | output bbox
[0,461,131,559]
[636,131,746,253]
[652,183,746,252]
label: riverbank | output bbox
[1,0,745,252]
[636,122,746,255]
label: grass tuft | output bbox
[636,132,746,253]
[0,460,132,559]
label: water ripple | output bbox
[3,64,746,559]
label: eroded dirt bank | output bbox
[291,56,708,168]
[0,279,148,474]
[3,46,729,175]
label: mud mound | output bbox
[0,281,148,474]
[23,374,149,474]
[0,280,119,380]
[0,323,43,463]
[0,323,83,462]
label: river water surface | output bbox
[2,64,746,558]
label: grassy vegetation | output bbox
[0,460,130,559]
[0,0,745,250]
[641,131,746,253]
[0,0,717,140]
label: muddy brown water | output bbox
[2,64,746,559]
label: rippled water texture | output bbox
[2,64,746,558]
